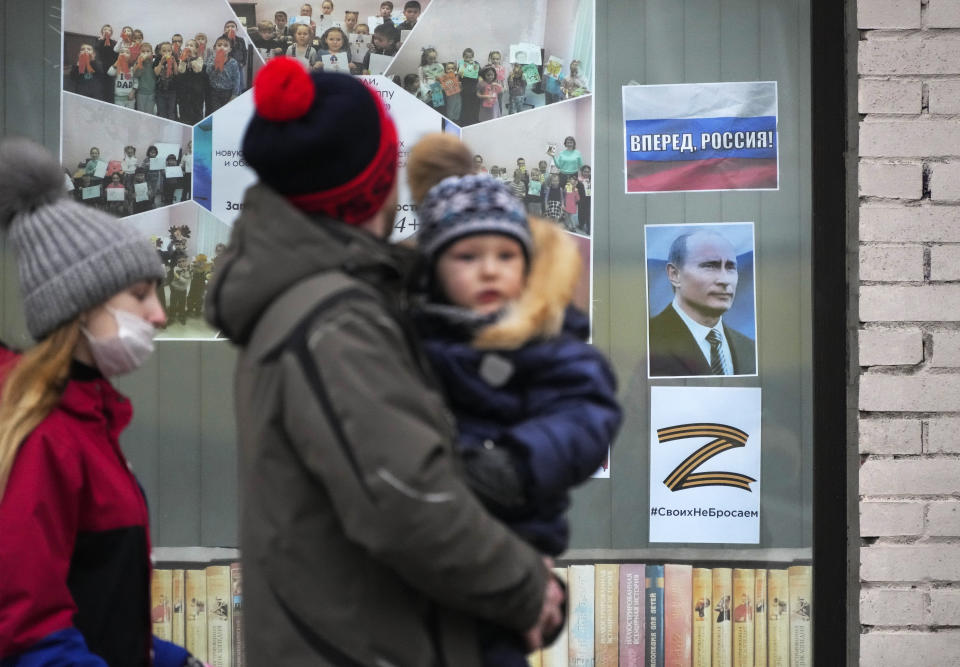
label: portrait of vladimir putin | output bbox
[646,224,757,378]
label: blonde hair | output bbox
[406,133,474,204]
[0,321,81,499]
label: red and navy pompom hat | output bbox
[242,57,399,224]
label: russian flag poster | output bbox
[622,81,779,194]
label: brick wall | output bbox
[858,0,960,662]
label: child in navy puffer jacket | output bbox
[409,136,622,667]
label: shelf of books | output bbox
[152,556,811,667]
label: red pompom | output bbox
[253,57,316,121]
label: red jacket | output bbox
[0,356,176,666]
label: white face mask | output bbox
[82,306,156,376]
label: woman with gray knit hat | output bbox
[0,138,202,667]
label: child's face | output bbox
[195,34,207,46]
[101,26,112,38]
[325,30,344,51]
[530,168,540,179]
[261,26,276,39]
[344,13,358,30]
[178,258,188,269]
[90,148,100,159]
[166,156,177,166]
[139,43,152,56]
[187,141,192,152]
[355,24,369,35]
[111,174,121,183]
[294,26,310,45]
[581,167,590,179]
[538,160,547,171]
[119,47,131,58]
[215,39,231,53]
[550,174,559,185]
[160,44,173,57]
[482,68,495,82]
[275,13,287,28]
[172,36,183,47]
[185,39,198,54]
[379,4,393,17]
[403,6,419,22]
[517,159,525,169]
[225,22,237,32]
[148,147,158,157]
[321,1,334,14]
[121,27,133,40]
[570,62,580,75]
[490,52,501,65]
[125,146,135,156]
[405,76,419,92]
[372,32,393,49]
[79,44,94,57]
[300,4,312,16]
[462,50,474,63]
[435,235,526,316]
[424,50,436,64]
[444,63,456,74]
[135,173,146,183]
[133,30,143,42]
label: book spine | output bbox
[692,568,712,667]
[568,564,596,667]
[754,569,767,667]
[788,565,812,667]
[619,563,645,667]
[151,569,173,641]
[766,569,789,667]
[732,569,755,667]
[171,569,186,649]
[663,564,692,667]
[645,565,664,667]
[185,570,207,662]
[231,562,245,667]
[594,563,619,667]
[542,567,570,667]
[711,567,733,667]
[206,565,232,667]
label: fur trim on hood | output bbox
[473,217,581,350]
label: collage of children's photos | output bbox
[60,0,596,341]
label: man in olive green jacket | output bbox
[205,61,562,666]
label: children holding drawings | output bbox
[407,134,621,667]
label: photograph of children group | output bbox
[246,0,432,75]
[462,96,593,235]
[387,0,593,126]
[62,93,193,219]
[126,206,231,339]
[62,0,256,124]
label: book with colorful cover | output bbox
[788,565,812,667]
[711,567,733,667]
[663,564,692,667]
[185,569,207,662]
[206,565,232,667]
[568,564,596,667]
[732,568,755,667]
[171,569,185,648]
[645,565,664,667]
[619,563,645,667]
[231,562,245,667]
[151,569,173,641]
[767,569,789,667]
[754,569,767,667]
[595,563,619,666]
[692,568,712,667]
[542,567,569,667]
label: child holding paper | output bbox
[252,21,285,60]
[162,154,184,206]
[458,48,480,124]
[543,59,563,105]
[438,62,462,121]
[562,59,589,98]
[477,65,502,122]
[525,167,543,215]
[544,172,563,221]
[562,173,580,232]
[418,48,445,110]
[317,26,353,73]
[131,169,153,215]
[362,22,400,72]
[488,51,506,113]
[142,146,164,207]
[104,172,128,217]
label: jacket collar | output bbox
[59,361,133,442]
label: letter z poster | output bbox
[623,81,778,193]
[649,386,761,544]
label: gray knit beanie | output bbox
[417,173,533,264]
[0,138,165,339]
